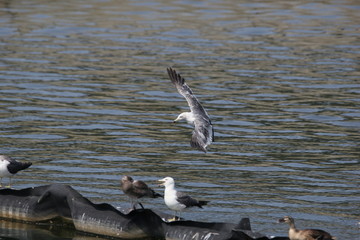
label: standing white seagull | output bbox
[167,67,214,153]
[158,177,209,221]
[0,155,32,188]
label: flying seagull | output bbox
[167,67,214,152]
[158,176,208,221]
[0,155,32,188]
[278,216,336,240]
[120,175,162,210]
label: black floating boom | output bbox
[0,184,288,240]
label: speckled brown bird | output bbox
[279,216,336,240]
[120,175,162,209]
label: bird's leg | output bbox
[132,198,143,210]
[130,198,134,207]
[132,203,137,210]
[168,211,178,222]
[130,199,137,210]
[6,177,12,188]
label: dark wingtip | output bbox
[198,200,209,207]
[167,67,175,82]
[167,67,184,86]
[166,67,172,76]
[154,192,163,198]
[21,162,32,170]
[190,140,207,153]
[200,144,208,153]
[212,126,215,142]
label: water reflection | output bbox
[0,0,359,239]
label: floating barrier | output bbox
[0,184,288,240]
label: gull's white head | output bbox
[173,112,195,125]
[158,177,175,188]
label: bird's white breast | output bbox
[164,188,185,211]
[0,160,11,177]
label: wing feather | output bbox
[133,180,149,191]
[167,67,208,117]
[132,180,162,198]
[308,229,333,240]
[176,192,202,208]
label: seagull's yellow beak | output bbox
[158,178,165,186]
[173,115,182,123]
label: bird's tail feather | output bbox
[190,139,207,153]
[197,200,209,208]
[21,162,32,170]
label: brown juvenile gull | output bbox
[0,155,32,188]
[167,67,214,153]
[158,176,209,221]
[279,216,336,240]
[120,175,162,209]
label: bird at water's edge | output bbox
[120,175,162,210]
[0,155,32,188]
[158,176,208,221]
[279,216,336,240]
[167,67,214,152]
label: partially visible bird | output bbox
[120,175,162,210]
[279,216,336,240]
[0,155,32,188]
[167,67,214,153]
[158,176,208,221]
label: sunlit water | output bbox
[0,0,359,239]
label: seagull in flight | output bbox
[0,155,32,188]
[120,175,162,210]
[158,176,208,221]
[167,67,214,152]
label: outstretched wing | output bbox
[167,67,209,118]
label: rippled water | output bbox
[0,0,359,239]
